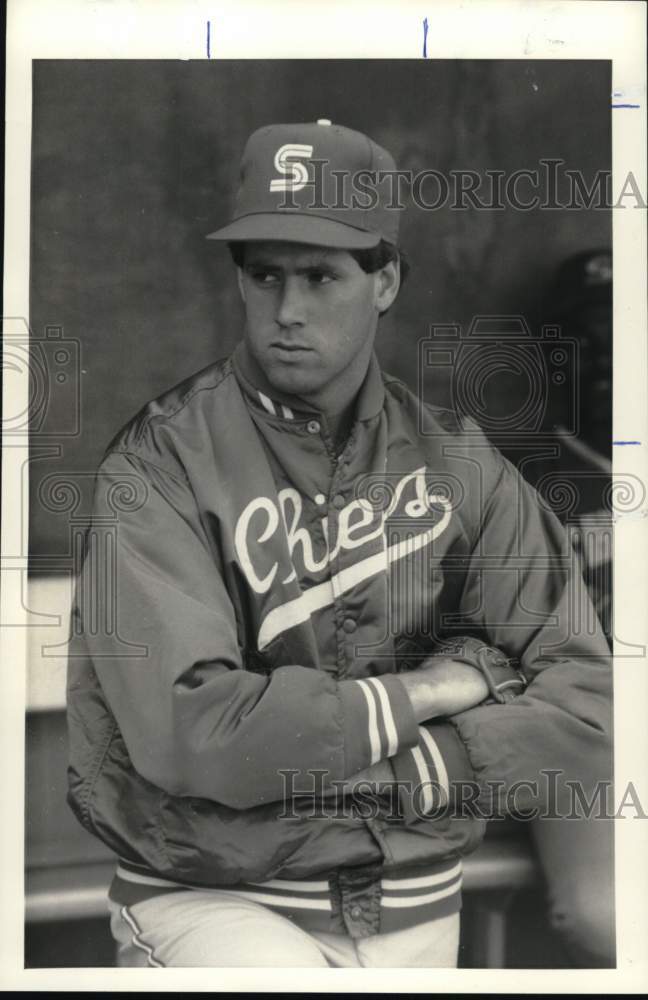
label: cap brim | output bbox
[206,213,382,249]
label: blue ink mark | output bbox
[612,103,640,109]
[207,20,211,59]
[613,441,641,445]
[422,17,429,58]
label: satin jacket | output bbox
[66,343,612,935]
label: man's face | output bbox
[237,241,398,405]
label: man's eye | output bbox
[307,270,334,285]
[249,270,279,285]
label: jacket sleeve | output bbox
[77,449,419,810]
[390,454,613,823]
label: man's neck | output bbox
[301,352,373,453]
[234,340,383,447]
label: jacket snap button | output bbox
[306,420,321,434]
[343,618,357,634]
[333,494,345,509]
[350,905,362,919]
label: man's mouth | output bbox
[270,342,314,359]
[271,341,312,351]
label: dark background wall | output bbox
[29,59,611,556]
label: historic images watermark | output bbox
[7,315,639,658]
[417,317,579,440]
[275,157,645,212]
[2,316,151,654]
[277,768,646,824]
[3,317,82,439]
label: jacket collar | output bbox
[232,340,385,423]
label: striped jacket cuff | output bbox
[339,674,419,776]
[390,721,475,824]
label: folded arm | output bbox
[79,450,423,810]
[386,457,612,823]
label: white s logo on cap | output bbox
[270,144,313,193]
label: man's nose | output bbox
[276,277,307,327]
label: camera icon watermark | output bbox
[2,317,81,437]
[418,316,579,440]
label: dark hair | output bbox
[349,241,409,287]
[227,239,409,288]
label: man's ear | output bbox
[237,267,246,303]
[374,258,401,314]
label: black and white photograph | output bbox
[2,0,647,991]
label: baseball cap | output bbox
[206,120,401,249]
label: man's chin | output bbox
[265,362,326,400]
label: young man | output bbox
[66,121,612,968]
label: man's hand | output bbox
[337,659,489,796]
[396,655,490,722]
